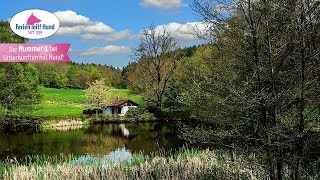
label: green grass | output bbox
[32,104,84,117]
[42,88,86,104]
[32,88,144,117]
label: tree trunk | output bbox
[295,41,305,180]
[156,94,162,117]
[295,1,306,179]
[263,107,276,180]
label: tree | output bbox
[131,26,179,116]
[175,45,232,121]
[0,21,41,116]
[183,0,320,179]
[85,79,112,108]
[34,62,124,89]
[0,63,41,116]
[0,21,25,43]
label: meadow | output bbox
[32,88,144,117]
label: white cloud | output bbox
[81,29,132,42]
[54,10,113,35]
[83,22,114,34]
[80,45,132,56]
[140,0,186,9]
[105,30,132,42]
[153,22,207,41]
[54,10,90,26]
[55,26,83,35]
[80,33,103,40]
[54,10,129,42]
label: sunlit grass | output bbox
[41,88,86,104]
[32,88,144,117]
[32,103,84,117]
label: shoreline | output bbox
[0,115,193,132]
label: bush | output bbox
[100,114,111,120]
[82,108,102,115]
[161,109,191,119]
[137,112,156,120]
[125,107,147,118]
[125,107,155,120]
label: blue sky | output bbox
[1,0,206,67]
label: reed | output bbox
[0,148,267,180]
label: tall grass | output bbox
[0,149,268,180]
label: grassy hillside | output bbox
[42,88,87,104]
[33,88,144,117]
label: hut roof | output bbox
[107,99,139,107]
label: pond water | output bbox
[0,122,186,160]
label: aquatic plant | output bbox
[0,148,269,180]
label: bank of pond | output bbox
[0,121,319,179]
[0,114,161,132]
[0,121,268,179]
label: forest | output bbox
[125,0,320,179]
[0,0,320,179]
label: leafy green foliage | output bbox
[0,21,41,116]
[85,79,111,108]
[35,63,124,89]
[129,26,179,116]
[182,0,320,179]
[0,21,26,43]
[126,107,148,119]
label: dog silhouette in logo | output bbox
[27,13,41,25]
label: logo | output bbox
[27,13,41,25]
[10,9,60,39]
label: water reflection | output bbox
[119,124,130,137]
[0,122,184,160]
[69,146,132,166]
[105,146,132,162]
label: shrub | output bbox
[100,114,111,120]
[137,113,156,120]
[125,108,155,120]
[161,109,191,119]
[82,108,102,115]
[125,107,148,119]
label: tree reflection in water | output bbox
[0,122,185,160]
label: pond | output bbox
[0,122,186,161]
